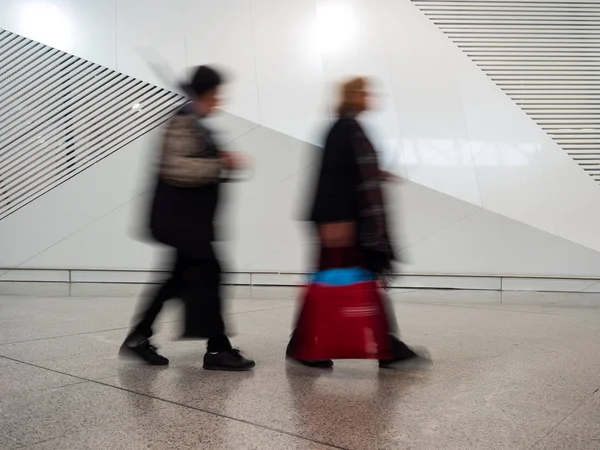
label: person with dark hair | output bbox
[120,65,255,371]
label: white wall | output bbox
[2,0,600,280]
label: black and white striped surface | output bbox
[0,29,186,220]
[412,0,600,182]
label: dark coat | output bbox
[309,117,395,274]
[309,118,360,224]
[149,108,223,259]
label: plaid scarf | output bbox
[345,117,396,277]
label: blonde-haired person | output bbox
[286,76,428,369]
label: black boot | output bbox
[285,333,334,368]
[287,356,334,368]
[119,337,169,366]
[379,336,430,370]
[203,349,255,371]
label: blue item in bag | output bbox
[311,267,374,286]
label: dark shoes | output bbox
[379,338,431,370]
[120,335,254,371]
[119,333,427,372]
[287,356,334,368]
[119,339,170,366]
[203,349,256,371]
[284,332,430,370]
[285,334,334,368]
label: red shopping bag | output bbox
[292,281,393,360]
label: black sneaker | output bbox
[203,349,255,371]
[379,338,430,370]
[286,356,334,368]
[285,333,334,368]
[119,339,169,366]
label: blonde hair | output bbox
[336,76,369,116]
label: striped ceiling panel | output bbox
[411,0,600,183]
[0,29,186,220]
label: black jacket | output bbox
[309,117,396,273]
[149,108,223,259]
[310,117,360,224]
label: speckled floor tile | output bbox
[530,431,600,450]
[0,296,292,345]
[553,391,600,440]
[25,401,335,450]
[0,382,165,446]
[0,282,69,297]
[0,331,129,363]
[0,435,22,450]
[99,299,600,450]
[0,359,82,396]
[0,289,599,449]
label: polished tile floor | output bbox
[0,285,599,450]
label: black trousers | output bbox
[128,249,232,353]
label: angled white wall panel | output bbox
[0,0,117,69]
[7,111,257,270]
[397,203,600,277]
[390,181,480,253]
[184,0,260,124]
[510,234,600,279]
[49,0,117,69]
[412,0,600,184]
[230,171,600,277]
[0,1,69,58]
[441,7,600,250]
[0,1,47,44]
[5,116,600,278]
[250,0,329,145]
[220,125,319,271]
[116,0,188,93]
[536,131,600,252]
[17,121,312,272]
[23,193,163,271]
[2,0,600,282]
[385,0,482,206]
[398,207,554,275]
[234,173,313,272]
[395,0,600,253]
[315,0,407,178]
[0,131,158,268]
[454,52,558,235]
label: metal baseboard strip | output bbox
[1,268,600,293]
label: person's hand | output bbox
[380,170,404,183]
[220,151,251,171]
[318,222,356,248]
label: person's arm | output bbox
[220,151,251,171]
[160,115,223,187]
[311,125,358,248]
[318,221,356,248]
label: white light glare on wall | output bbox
[18,2,72,50]
[317,2,357,54]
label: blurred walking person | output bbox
[287,76,427,369]
[120,65,255,371]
